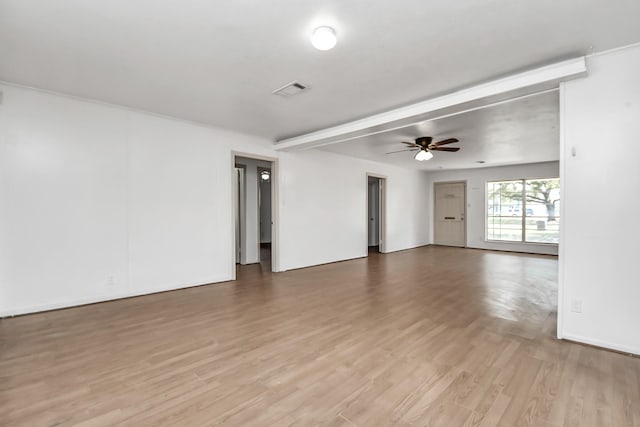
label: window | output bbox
[487,178,560,244]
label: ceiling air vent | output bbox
[272,81,309,97]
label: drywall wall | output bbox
[559,44,640,354]
[0,83,430,315]
[426,162,560,255]
[127,114,233,292]
[0,85,240,315]
[277,149,430,270]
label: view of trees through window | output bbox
[487,178,560,244]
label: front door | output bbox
[434,182,466,247]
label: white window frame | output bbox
[485,178,559,245]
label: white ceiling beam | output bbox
[274,57,587,151]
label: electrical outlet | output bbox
[106,276,115,288]
[570,298,582,313]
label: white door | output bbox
[434,182,466,247]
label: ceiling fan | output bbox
[386,136,460,161]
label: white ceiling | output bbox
[0,1,639,140]
[320,90,559,171]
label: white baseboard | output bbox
[282,253,367,272]
[382,242,431,254]
[559,332,640,356]
[466,243,558,256]
[283,242,432,270]
[0,274,232,317]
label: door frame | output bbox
[433,180,467,247]
[231,151,280,278]
[366,173,387,253]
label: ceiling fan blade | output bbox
[401,141,419,147]
[385,148,419,154]
[433,138,459,146]
[431,147,460,152]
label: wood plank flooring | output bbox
[1,246,639,426]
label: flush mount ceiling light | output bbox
[414,149,434,161]
[260,170,271,181]
[311,26,337,51]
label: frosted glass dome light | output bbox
[414,149,434,161]
[311,26,337,51]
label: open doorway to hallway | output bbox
[234,155,276,272]
[367,174,386,254]
[258,166,272,265]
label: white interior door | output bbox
[434,182,466,247]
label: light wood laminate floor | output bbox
[1,246,639,426]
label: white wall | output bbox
[277,149,430,270]
[0,83,431,315]
[559,44,640,355]
[426,162,560,255]
[0,85,241,315]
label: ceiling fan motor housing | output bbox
[415,136,433,146]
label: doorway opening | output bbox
[234,165,246,264]
[258,166,272,265]
[233,155,277,274]
[367,174,386,254]
[433,181,466,247]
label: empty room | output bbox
[1,1,640,426]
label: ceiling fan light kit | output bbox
[414,150,433,161]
